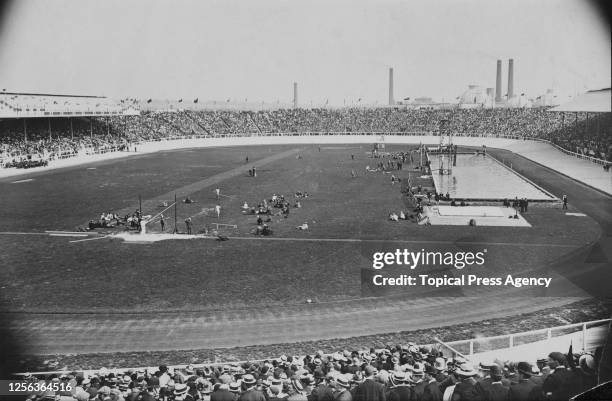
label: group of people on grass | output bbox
[241,191,310,236]
[86,211,143,231]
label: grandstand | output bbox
[1,101,610,172]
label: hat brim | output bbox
[456,369,478,377]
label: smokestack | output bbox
[495,60,502,102]
[507,59,514,99]
[293,82,298,109]
[388,68,394,106]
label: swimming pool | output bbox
[428,153,556,201]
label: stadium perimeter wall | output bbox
[1,134,610,195]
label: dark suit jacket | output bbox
[423,380,444,401]
[507,379,540,401]
[483,382,508,401]
[334,389,353,401]
[211,388,237,401]
[238,388,267,401]
[312,383,335,401]
[435,373,448,383]
[542,367,573,401]
[475,377,493,399]
[451,379,481,401]
[412,381,426,401]
[529,375,544,387]
[353,379,386,401]
[386,385,412,401]
[438,374,458,394]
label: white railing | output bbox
[14,318,611,377]
[440,318,611,357]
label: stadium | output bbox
[1,85,611,397]
[1,1,611,400]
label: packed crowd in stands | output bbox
[1,108,610,168]
[21,342,602,401]
[0,118,131,167]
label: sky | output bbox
[0,0,609,106]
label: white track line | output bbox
[11,178,34,183]
[225,236,579,248]
[69,235,110,243]
[45,230,98,235]
[0,231,581,248]
[0,232,48,236]
[49,233,89,237]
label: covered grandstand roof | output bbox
[0,92,139,118]
[548,88,611,113]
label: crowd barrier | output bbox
[441,318,611,357]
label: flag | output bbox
[567,341,575,369]
[178,99,183,103]
[404,97,410,101]
[147,99,152,103]
[325,99,329,105]
[194,98,198,103]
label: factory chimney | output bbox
[495,60,502,102]
[388,68,395,106]
[507,59,514,99]
[293,82,298,109]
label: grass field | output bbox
[0,144,602,313]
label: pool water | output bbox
[428,153,556,200]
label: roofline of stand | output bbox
[0,92,106,99]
